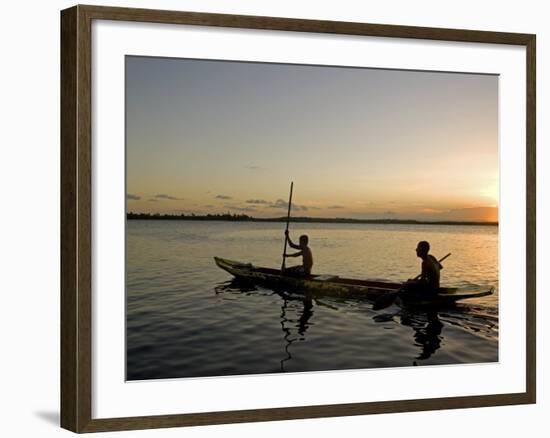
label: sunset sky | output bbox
[126,56,498,222]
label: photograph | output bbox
[125,55,499,380]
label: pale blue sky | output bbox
[126,56,498,221]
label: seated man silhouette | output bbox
[283,230,313,277]
[406,240,442,295]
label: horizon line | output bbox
[126,211,498,226]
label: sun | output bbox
[480,181,499,207]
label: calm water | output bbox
[126,220,498,380]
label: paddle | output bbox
[281,181,294,272]
[372,252,451,311]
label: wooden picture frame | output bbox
[61,4,536,433]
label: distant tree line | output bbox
[127,212,252,221]
[126,212,497,226]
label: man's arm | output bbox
[288,240,301,250]
[285,230,301,249]
[430,255,443,269]
[285,251,303,258]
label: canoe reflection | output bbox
[215,279,314,371]
[216,279,454,368]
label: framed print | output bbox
[60,4,536,433]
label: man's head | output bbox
[416,241,430,258]
[299,235,309,247]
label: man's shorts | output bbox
[284,265,307,277]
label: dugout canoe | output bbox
[214,257,494,305]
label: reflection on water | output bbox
[215,279,495,371]
[403,311,443,362]
[127,220,498,380]
[371,311,444,362]
[215,280,316,371]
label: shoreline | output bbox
[127,213,498,227]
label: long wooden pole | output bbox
[281,182,294,272]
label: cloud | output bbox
[328,205,344,209]
[244,165,262,170]
[223,204,256,211]
[245,199,269,204]
[383,211,397,216]
[225,205,256,212]
[270,199,289,209]
[269,199,308,211]
[216,195,232,200]
[127,194,141,201]
[147,198,160,202]
[154,194,184,201]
